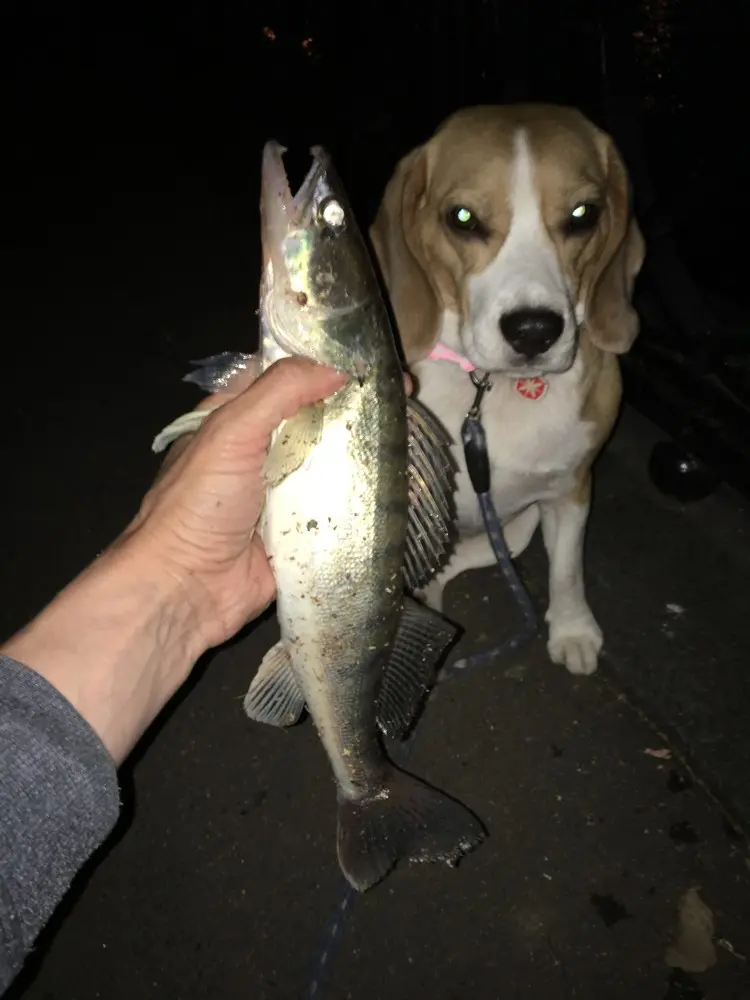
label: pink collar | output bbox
[426,342,549,401]
[428,341,476,372]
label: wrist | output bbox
[1,537,207,764]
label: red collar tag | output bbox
[514,377,548,400]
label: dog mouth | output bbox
[506,350,577,377]
[465,346,576,378]
[463,322,579,377]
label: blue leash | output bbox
[303,372,538,999]
[449,372,538,674]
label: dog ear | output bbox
[370,147,442,364]
[583,136,646,355]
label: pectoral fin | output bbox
[376,596,457,740]
[263,402,324,488]
[152,351,259,453]
[403,397,455,591]
[183,351,260,392]
[243,640,306,727]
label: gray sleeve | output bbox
[0,654,121,994]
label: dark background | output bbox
[3,0,749,358]
[4,0,749,309]
[3,2,750,999]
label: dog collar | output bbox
[428,341,477,373]
[427,343,548,400]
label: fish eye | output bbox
[563,201,600,235]
[318,196,346,231]
[445,205,486,239]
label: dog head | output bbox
[370,104,645,375]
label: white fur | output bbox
[414,128,604,675]
[463,131,578,377]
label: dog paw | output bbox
[546,610,603,676]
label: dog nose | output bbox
[500,308,565,359]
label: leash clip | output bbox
[468,370,492,420]
[462,370,493,497]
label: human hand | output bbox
[2,358,412,762]
[125,357,347,651]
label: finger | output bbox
[163,361,406,474]
[212,364,408,406]
[155,365,264,474]
[213,357,346,446]
[154,399,230,477]
[192,390,246,415]
[154,436,191,478]
[191,367,263,418]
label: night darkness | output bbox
[3,3,750,999]
[3,1,749,298]
[4,0,750,313]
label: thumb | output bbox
[211,356,347,446]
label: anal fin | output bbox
[376,596,457,740]
[243,640,306,727]
[404,397,456,591]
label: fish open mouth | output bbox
[259,140,369,377]
[261,141,332,230]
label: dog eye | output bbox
[564,202,600,235]
[445,205,486,238]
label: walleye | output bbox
[154,142,485,891]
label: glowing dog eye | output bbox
[565,202,600,234]
[446,205,486,237]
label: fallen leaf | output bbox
[665,887,717,973]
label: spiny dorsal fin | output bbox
[403,397,456,591]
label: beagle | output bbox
[370,104,645,676]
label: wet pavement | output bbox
[4,406,750,999]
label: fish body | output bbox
[258,143,408,807]
[174,143,485,890]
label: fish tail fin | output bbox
[336,768,485,892]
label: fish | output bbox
[155,142,485,891]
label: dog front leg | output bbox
[419,532,497,613]
[419,502,541,612]
[419,504,541,612]
[540,476,602,676]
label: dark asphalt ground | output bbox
[4,117,750,1000]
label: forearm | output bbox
[0,538,210,989]
[1,537,207,765]
[0,355,341,991]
